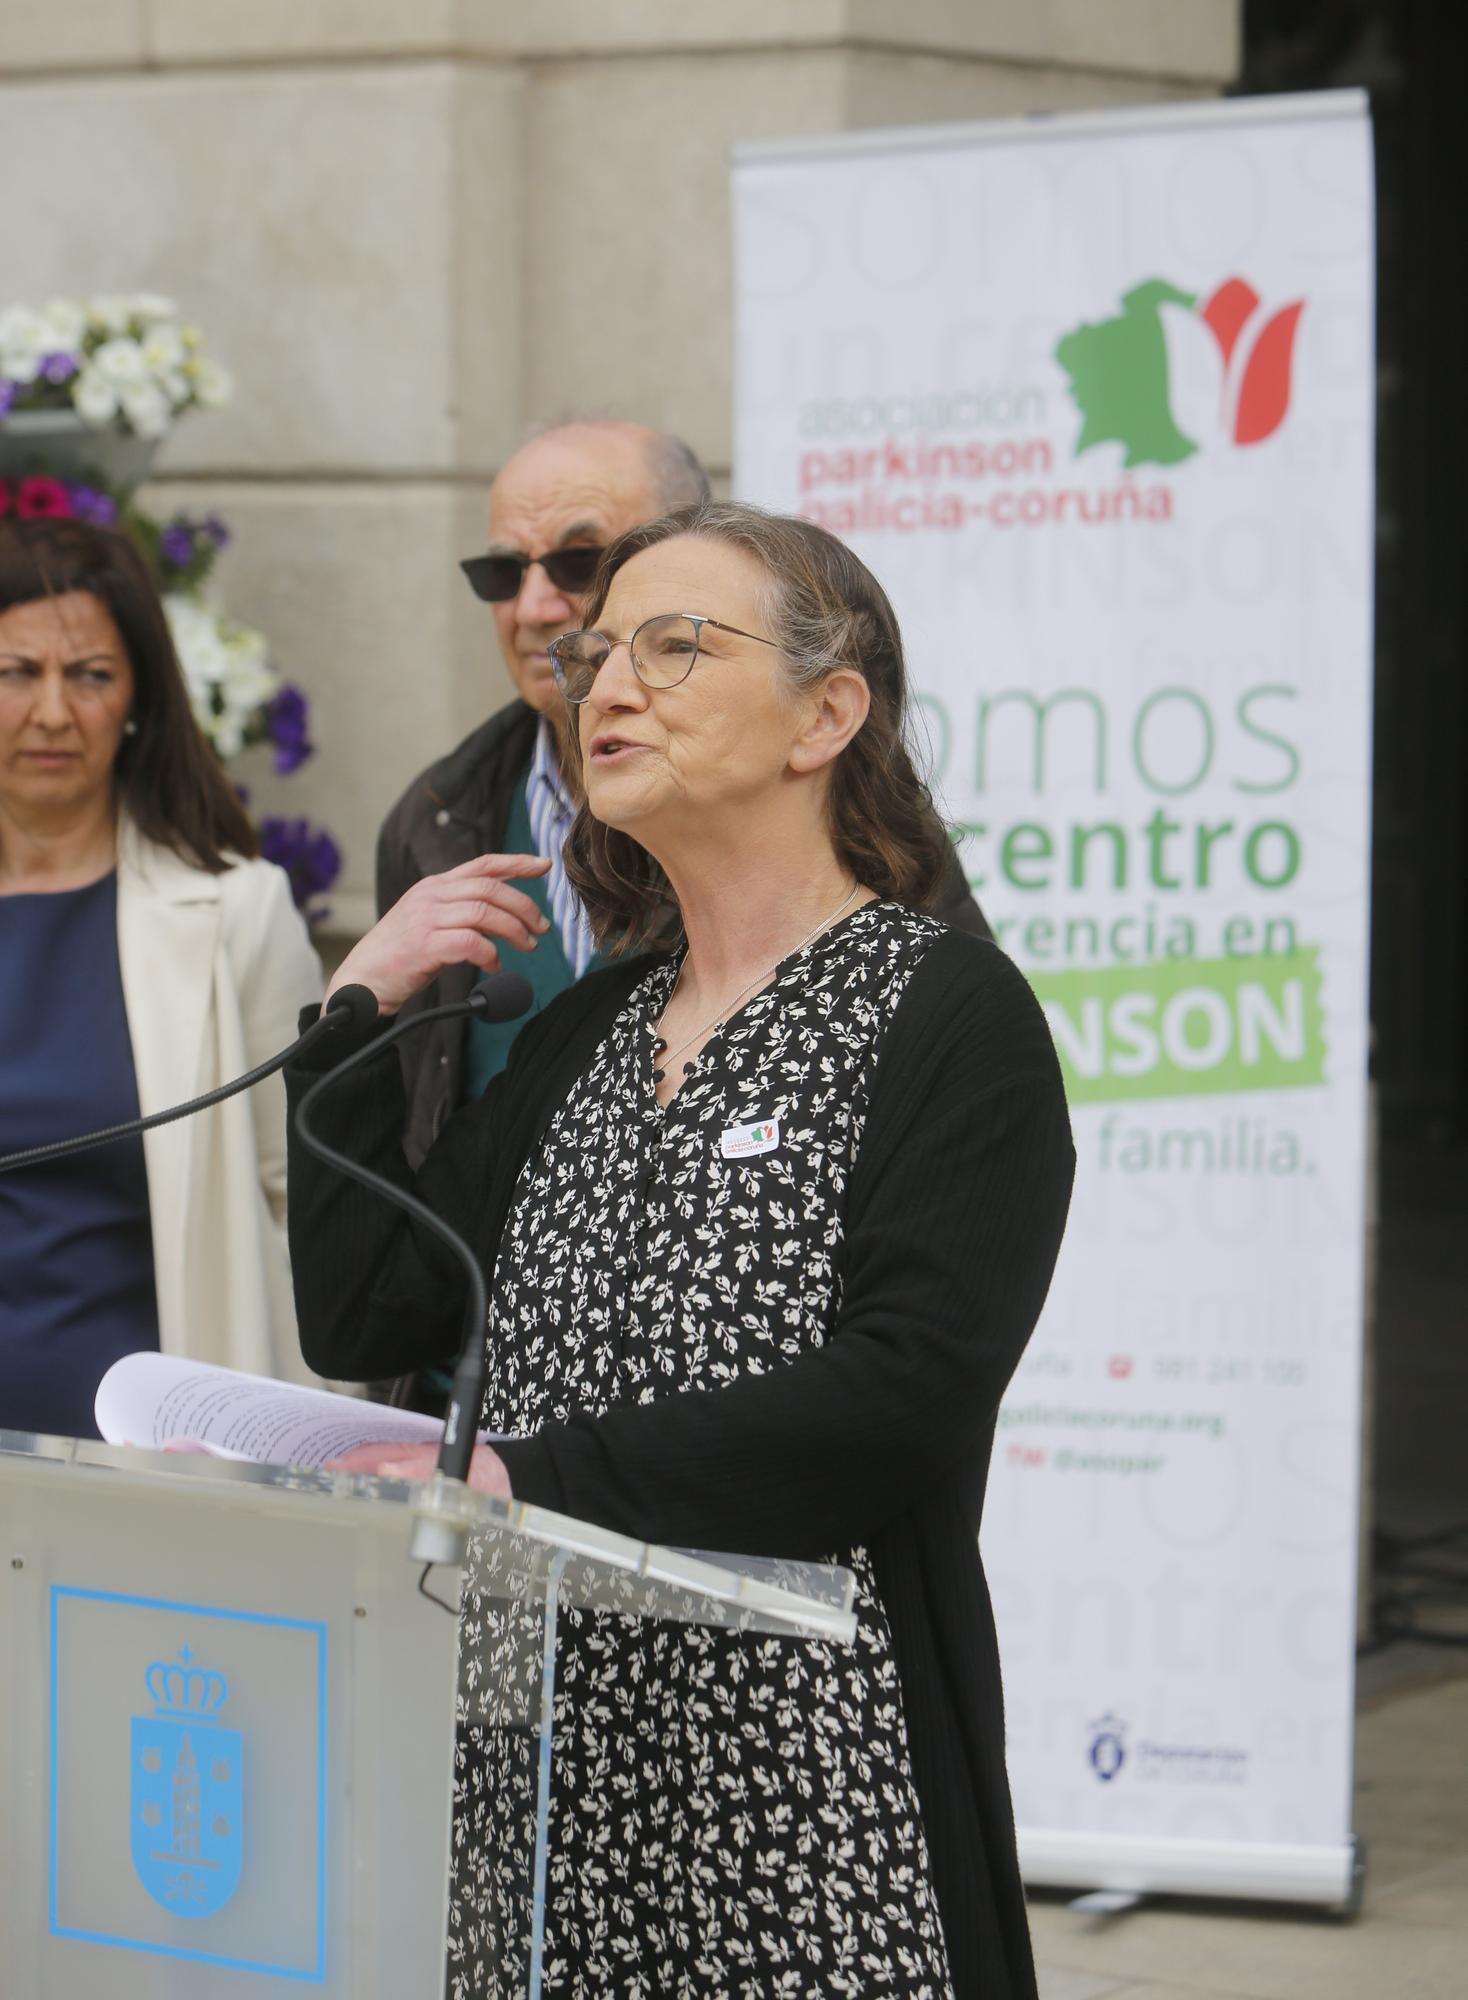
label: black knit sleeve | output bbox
[494,937,1074,1559]
[284,958,653,1384]
[283,1013,498,1381]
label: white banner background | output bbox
[733,92,1374,1904]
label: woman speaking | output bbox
[287,503,1074,1999]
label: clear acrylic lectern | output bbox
[0,1430,855,1998]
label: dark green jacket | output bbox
[375,702,542,1166]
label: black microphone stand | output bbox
[291,976,531,1567]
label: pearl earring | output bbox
[123,719,139,736]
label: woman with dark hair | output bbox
[0,517,322,1436]
[287,502,1074,1998]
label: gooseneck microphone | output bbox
[0,983,383,1176]
[290,974,533,1567]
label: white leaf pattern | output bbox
[448,903,955,1998]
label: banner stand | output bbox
[734,90,1375,1911]
[1027,1830,1365,1915]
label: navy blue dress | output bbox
[0,873,160,1438]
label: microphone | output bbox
[290,972,534,1567]
[0,983,384,1177]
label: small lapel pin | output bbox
[720,1119,781,1160]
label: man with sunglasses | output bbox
[376,420,712,1171]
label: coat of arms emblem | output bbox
[129,1644,243,1917]
[1088,1711,1128,1784]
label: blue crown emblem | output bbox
[145,1645,229,1721]
[131,1639,242,1920]
[1087,1710,1127,1782]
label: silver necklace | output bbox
[652,882,863,1083]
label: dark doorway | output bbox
[1240,0,1468,1655]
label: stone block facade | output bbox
[0,3,1238,929]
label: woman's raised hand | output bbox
[324,852,553,1016]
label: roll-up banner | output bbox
[733,91,1374,1909]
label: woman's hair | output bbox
[0,517,256,870]
[563,500,955,954]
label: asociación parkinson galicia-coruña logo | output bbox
[1055,274,1306,471]
[796,272,1306,537]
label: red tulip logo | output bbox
[1198,278,1306,447]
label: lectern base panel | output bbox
[0,1433,854,1999]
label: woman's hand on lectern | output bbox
[323,852,552,1017]
[326,1439,512,1498]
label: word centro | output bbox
[953,811,1301,897]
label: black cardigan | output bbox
[285,929,1074,2000]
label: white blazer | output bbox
[115,819,327,1386]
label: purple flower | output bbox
[69,484,118,525]
[257,815,342,921]
[40,352,78,384]
[0,381,15,417]
[203,514,231,549]
[266,683,314,776]
[161,522,195,566]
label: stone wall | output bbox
[0,1,1239,932]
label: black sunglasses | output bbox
[459,545,606,604]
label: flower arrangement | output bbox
[0,294,341,921]
[0,293,231,438]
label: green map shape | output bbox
[1055,278,1200,469]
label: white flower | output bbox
[128,292,178,324]
[141,326,190,405]
[0,304,50,383]
[142,324,186,373]
[167,596,226,676]
[87,294,136,336]
[165,594,280,763]
[40,296,86,352]
[90,336,150,389]
[190,357,234,409]
[73,367,120,426]
[212,711,246,758]
[121,381,172,437]
[221,631,276,712]
[0,304,41,346]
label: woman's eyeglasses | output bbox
[548,614,777,704]
[459,545,606,604]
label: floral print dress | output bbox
[447,902,956,2000]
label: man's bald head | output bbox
[482,420,710,715]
